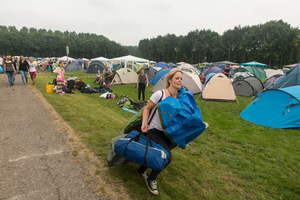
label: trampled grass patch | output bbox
[35,71,299,199]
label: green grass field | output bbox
[35,71,299,200]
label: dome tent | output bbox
[152,70,203,94]
[87,60,106,74]
[149,68,171,85]
[111,68,138,85]
[68,59,88,70]
[240,85,300,128]
[263,74,284,89]
[232,76,263,97]
[202,73,236,101]
[270,63,300,89]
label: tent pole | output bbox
[236,97,240,105]
[195,94,202,101]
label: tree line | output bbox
[1,20,299,68]
[0,26,128,59]
[138,20,300,68]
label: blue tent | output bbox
[68,59,88,70]
[202,66,222,76]
[270,63,300,89]
[87,60,106,73]
[215,64,235,76]
[155,62,169,69]
[204,73,216,84]
[149,68,171,84]
[240,85,300,128]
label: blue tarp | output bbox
[240,85,300,128]
[149,68,171,85]
[158,87,206,148]
[270,63,300,89]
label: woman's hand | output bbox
[141,122,148,133]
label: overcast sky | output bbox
[1,0,299,46]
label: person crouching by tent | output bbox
[138,70,183,195]
[103,64,113,88]
[94,70,102,84]
[137,68,148,101]
[28,57,39,85]
[53,60,65,95]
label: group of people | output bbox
[1,56,39,86]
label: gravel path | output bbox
[0,74,129,200]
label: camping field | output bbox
[35,71,299,200]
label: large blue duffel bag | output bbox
[114,130,169,171]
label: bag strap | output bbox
[148,90,164,125]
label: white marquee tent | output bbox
[111,55,149,71]
[58,56,75,62]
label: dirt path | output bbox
[0,74,130,200]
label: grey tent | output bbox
[233,80,253,96]
[68,59,88,70]
[87,60,106,74]
[233,76,264,96]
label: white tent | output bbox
[264,69,284,79]
[202,73,236,101]
[91,56,112,68]
[152,70,203,94]
[58,56,75,62]
[111,68,138,85]
[111,55,149,71]
[176,62,200,76]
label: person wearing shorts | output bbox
[103,65,113,88]
[28,57,39,85]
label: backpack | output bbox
[76,81,86,90]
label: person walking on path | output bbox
[19,55,29,84]
[137,68,148,101]
[28,57,39,85]
[53,60,65,95]
[138,70,183,195]
[3,55,16,86]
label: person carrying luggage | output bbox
[137,69,183,195]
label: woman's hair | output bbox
[59,60,63,65]
[166,70,183,88]
[6,55,12,61]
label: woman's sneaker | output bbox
[145,178,158,195]
[137,170,148,180]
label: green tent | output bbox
[243,66,267,79]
